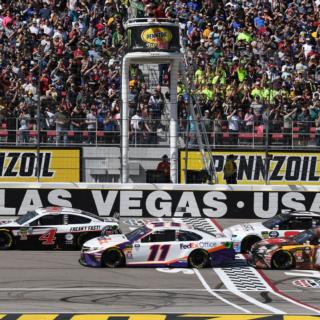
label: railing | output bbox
[0,118,319,149]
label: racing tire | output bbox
[271,251,294,270]
[0,231,14,250]
[188,249,209,268]
[241,236,261,253]
[77,233,94,249]
[102,248,125,268]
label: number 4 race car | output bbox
[0,207,120,250]
[250,227,320,270]
[80,222,235,268]
[223,211,320,253]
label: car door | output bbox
[66,214,93,246]
[28,214,63,247]
[130,229,179,264]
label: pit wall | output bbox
[0,183,319,218]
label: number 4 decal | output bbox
[39,229,56,245]
[148,244,170,261]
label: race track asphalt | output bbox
[0,219,319,315]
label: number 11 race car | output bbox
[0,207,120,250]
[80,222,235,268]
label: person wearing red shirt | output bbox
[157,154,170,177]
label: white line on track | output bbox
[193,269,251,314]
[214,268,285,314]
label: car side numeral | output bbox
[147,244,170,261]
[39,229,56,245]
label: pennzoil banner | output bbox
[180,150,320,185]
[126,24,180,52]
[0,148,81,182]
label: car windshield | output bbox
[262,214,290,229]
[125,226,150,242]
[16,211,38,225]
[292,229,315,244]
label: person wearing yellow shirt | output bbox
[194,67,204,86]
[202,24,213,40]
[201,83,214,101]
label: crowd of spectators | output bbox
[0,0,319,147]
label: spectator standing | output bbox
[227,108,240,145]
[223,154,237,184]
[55,106,70,146]
[86,106,97,144]
[297,107,312,146]
[157,154,170,181]
[244,107,255,133]
[282,107,297,146]
[18,110,30,144]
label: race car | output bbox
[223,211,320,253]
[80,221,235,268]
[249,227,320,270]
[0,206,120,250]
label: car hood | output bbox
[0,219,20,227]
[83,234,129,250]
[224,222,264,236]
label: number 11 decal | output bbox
[148,244,170,261]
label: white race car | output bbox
[0,206,120,250]
[80,221,235,268]
[223,211,320,253]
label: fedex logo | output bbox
[180,243,198,250]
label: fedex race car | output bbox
[223,211,320,253]
[80,222,235,268]
[0,207,120,250]
[250,227,320,270]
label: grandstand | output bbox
[0,0,319,183]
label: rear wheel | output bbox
[241,236,261,253]
[0,231,13,250]
[102,248,125,268]
[188,249,209,268]
[77,233,94,248]
[272,251,294,270]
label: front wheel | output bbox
[0,231,14,250]
[102,248,125,268]
[188,249,209,268]
[272,251,294,270]
[241,236,261,253]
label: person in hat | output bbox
[157,154,170,181]
[223,154,237,184]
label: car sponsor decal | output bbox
[269,230,279,238]
[70,225,101,232]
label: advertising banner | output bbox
[180,150,320,185]
[127,24,180,52]
[0,187,319,218]
[0,148,81,182]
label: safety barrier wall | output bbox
[0,183,319,218]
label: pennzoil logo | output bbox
[0,151,54,178]
[141,27,172,47]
